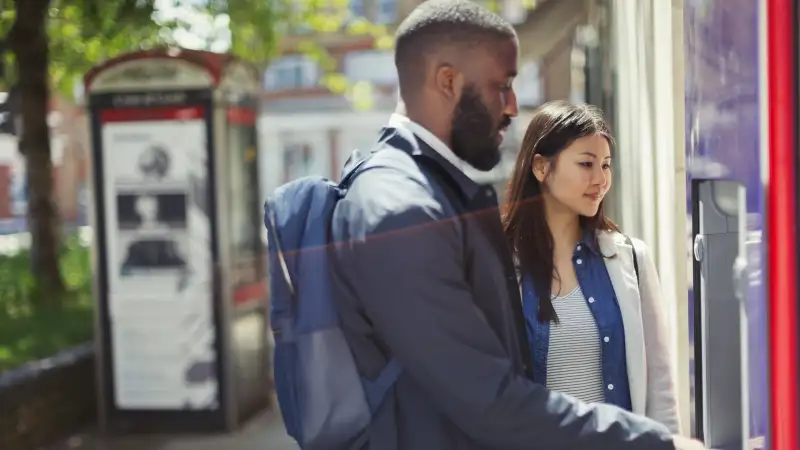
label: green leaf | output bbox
[349,80,375,112]
[321,72,349,95]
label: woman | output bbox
[502,100,681,433]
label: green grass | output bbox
[0,236,94,372]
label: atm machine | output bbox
[692,180,753,450]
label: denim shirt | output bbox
[520,233,633,411]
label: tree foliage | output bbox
[0,0,396,97]
[0,0,389,301]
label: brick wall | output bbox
[0,163,83,221]
[0,344,95,450]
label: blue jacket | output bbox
[521,232,633,411]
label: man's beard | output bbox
[450,85,509,172]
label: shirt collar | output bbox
[578,229,603,256]
[388,113,479,182]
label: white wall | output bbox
[257,111,392,203]
[0,134,65,165]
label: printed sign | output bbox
[101,114,218,410]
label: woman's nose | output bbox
[593,166,608,186]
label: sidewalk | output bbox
[44,407,298,450]
[42,407,766,450]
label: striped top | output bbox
[545,285,606,404]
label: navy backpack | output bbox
[264,137,403,450]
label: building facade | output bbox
[258,0,587,201]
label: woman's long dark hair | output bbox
[502,101,618,323]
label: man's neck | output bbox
[395,102,452,149]
[389,112,479,181]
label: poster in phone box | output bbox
[101,117,218,410]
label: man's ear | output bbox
[434,63,464,102]
[532,154,549,183]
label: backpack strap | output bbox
[337,127,412,190]
[363,358,403,413]
[623,234,640,285]
[266,206,296,299]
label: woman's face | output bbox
[533,134,612,218]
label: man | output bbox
[331,1,705,449]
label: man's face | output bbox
[451,38,519,171]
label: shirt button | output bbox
[576,259,583,265]
[576,245,582,251]
[588,297,595,303]
[604,336,610,343]
[608,384,615,391]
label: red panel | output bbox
[233,281,267,306]
[766,1,798,449]
[84,49,231,88]
[100,106,204,124]
[227,107,256,125]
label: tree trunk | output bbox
[9,0,65,298]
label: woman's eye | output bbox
[602,163,612,170]
[579,162,593,168]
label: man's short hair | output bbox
[394,0,516,97]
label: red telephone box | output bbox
[84,48,269,434]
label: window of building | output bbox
[350,0,365,17]
[376,0,397,24]
[343,50,396,85]
[263,55,319,91]
[472,0,528,24]
[514,60,543,107]
[282,142,315,183]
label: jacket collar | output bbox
[376,125,483,201]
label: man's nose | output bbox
[504,89,519,118]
